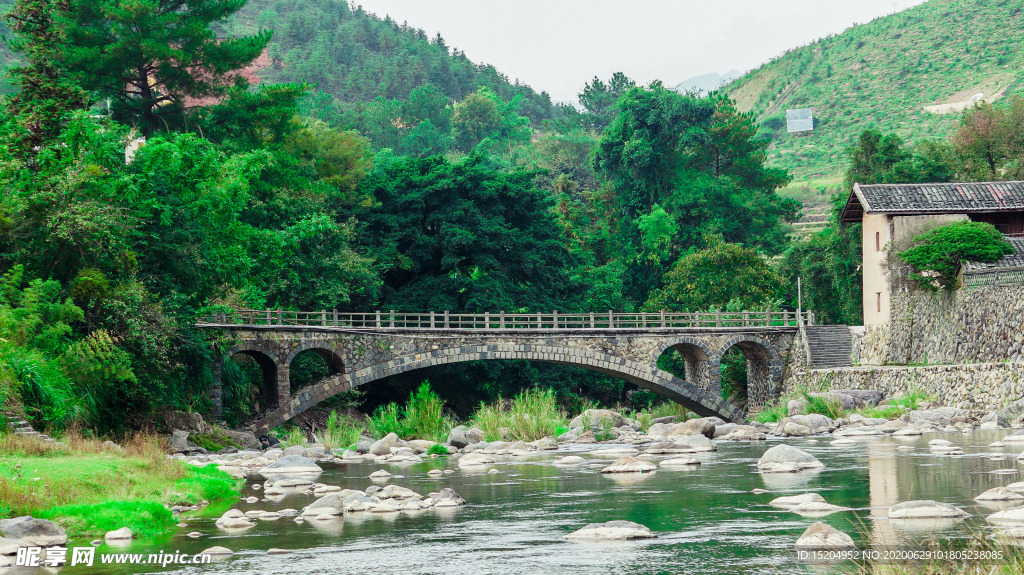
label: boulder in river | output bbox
[458,453,496,468]
[562,520,656,541]
[0,516,67,547]
[756,445,824,473]
[257,455,322,475]
[430,488,466,507]
[601,456,657,473]
[888,500,969,519]
[975,487,1024,502]
[104,527,132,542]
[659,457,700,467]
[201,546,233,556]
[552,455,586,466]
[369,433,401,456]
[987,507,1024,524]
[769,493,826,508]
[717,426,766,441]
[793,522,856,550]
[215,509,256,529]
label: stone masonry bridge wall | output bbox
[212,328,799,433]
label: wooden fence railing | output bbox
[197,309,813,330]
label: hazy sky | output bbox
[355,0,928,103]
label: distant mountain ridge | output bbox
[724,0,1024,180]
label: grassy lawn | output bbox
[0,434,241,537]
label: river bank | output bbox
[0,433,243,543]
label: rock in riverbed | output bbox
[975,487,1024,502]
[600,456,657,473]
[215,509,256,530]
[756,445,824,473]
[104,527,132,542]
[257,455,322,475]
[794,522,856,550]
[888,500,969,519]
[0,516,68,547]
[769,493,826,508]
[563,520,656,541]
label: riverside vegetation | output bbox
[0,432,241,537]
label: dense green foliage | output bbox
[725,0,1024,180]
[0,0,815,432]
[898,221,1013,291]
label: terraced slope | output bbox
[725,0,1024,180]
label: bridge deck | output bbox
[198,309,812,331]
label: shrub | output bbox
[426,443,449,456]
[403,382,453,442]
[367,402,405,438]
[898,221,1013,290]
[366,382,453,442]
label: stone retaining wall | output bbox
[861,285,1024,366]
[787,362,1024,412]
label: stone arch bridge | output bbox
[200,310,806,433]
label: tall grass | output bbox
[650,401,693,421]
[277,426,308,447]
[0,345,83,431]
[803,392,844,419]
[366,381,453,442]
[752,402,788,423]
[321,411,363,450]
[471,388,567,442]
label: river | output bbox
[59,430,1024,574]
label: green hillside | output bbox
[725,0,1024,181]
[0,0,560,125]
[219,0,560,125]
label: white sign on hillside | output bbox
[786,108,814,132]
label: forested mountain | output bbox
[725,0,1024,180]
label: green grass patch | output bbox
[426,443,449,456]
[802,393,844,419]
[189,428,240,453]
[35,501,174,538]
[0,434,241,536]
[753,402,788,423]
[854,405,903,420]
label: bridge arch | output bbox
[225,347,283,411]
[716,335,784,409]
[655,337,719,397]
[286,344,345,396]
[252,343,745,433]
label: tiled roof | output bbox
[963,237,1024,273]
[855,181,1024,214]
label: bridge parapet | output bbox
[198,309,813,331]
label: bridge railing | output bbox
[198,309,813,330]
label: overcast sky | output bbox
[355,0,928,103]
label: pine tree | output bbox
[61,0,271,133]
[5,0,90,153]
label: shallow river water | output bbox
[61,430,1024,574]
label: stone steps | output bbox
[3,409,56,443]
[805,325,853,369]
